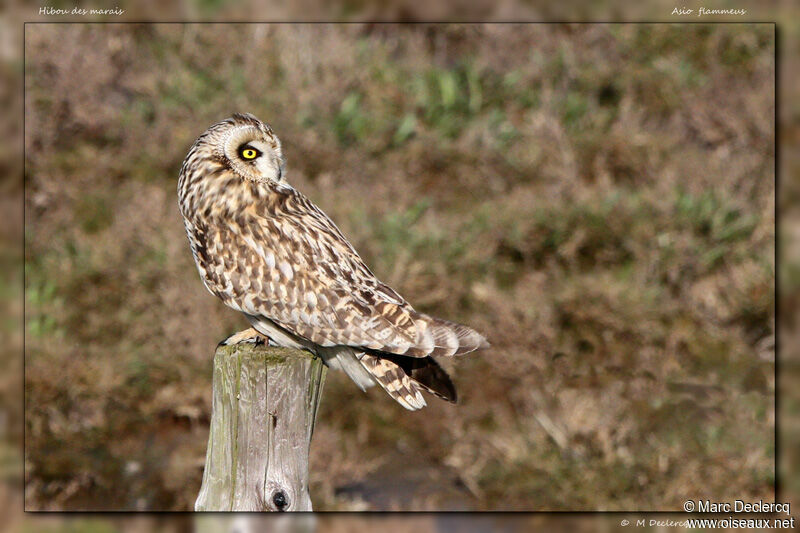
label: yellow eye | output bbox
[241,147,258,160]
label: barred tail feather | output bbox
[379,352,457,402]
[359,353,427,411]
[358,351,459,410]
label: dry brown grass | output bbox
[23,23,774,511]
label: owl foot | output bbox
[219,327,274,347]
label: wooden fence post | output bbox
[195,341,326,512]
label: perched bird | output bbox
[178,113,488,410]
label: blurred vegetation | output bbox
[23,24,774,511]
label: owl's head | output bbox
[193,112,286,183]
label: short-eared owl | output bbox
[178,113,488,410]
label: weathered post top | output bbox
[195,340,326,512]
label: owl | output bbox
[178,113,488,410]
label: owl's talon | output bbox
[220,327,271,346]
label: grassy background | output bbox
[24,23,774,511]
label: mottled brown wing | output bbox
[187,189,487,357]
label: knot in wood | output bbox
[272,490,289,512]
